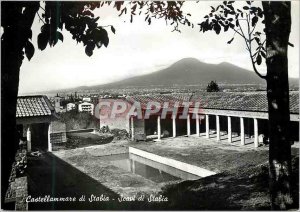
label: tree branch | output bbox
[36,12,46,24]
[247,13,266,79]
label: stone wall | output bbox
[50,132,67,143]
[14,177,28,210]
[99,99,132,132]
[133,118,146,141]
[50,121,67,144]
[100,116,130,132]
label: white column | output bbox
[131,116,135,141]
[254,118,259,148]
[157,115,161,140]
[196,114,200,137]
[26,126,31,152]
[240,117,245,145]
[131,159,136,174]
[187,114,191,136]
[216,115,220,141]
[172,115,176,138]
[206,115,210,138]
[227,116,232,143]
[48,124,52,152]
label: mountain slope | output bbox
[92,58,266,89]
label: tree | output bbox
[1,1,189,208]
[198,1,294,209]
[206,81,220,92]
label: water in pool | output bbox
[100,153,200,183]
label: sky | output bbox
[17,1,300,94]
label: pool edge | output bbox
[129,147,216,177]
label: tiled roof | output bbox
[16,95,54,118]
[191,92,299,114]
[126,93,192,109]
[127,92,299,114]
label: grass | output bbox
[159,155,299,210]
[65,132,114,149]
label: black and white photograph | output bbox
[1,1,299,210]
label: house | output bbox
[82,97,91,102]
[99,92,299,147]
[16,95,56,152]
[66,102,76,111]
[78,102,94,115]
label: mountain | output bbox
[91,58,267,89]
[50,58,298,94]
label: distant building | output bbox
[82,97,91,102]
[78,102,94,115]
[66,103,76,111]
[53,94,62,113]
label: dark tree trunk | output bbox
[1,2,39,208]
[262,2,293,210]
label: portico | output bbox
[117,92,299,147]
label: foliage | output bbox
[66,132,114,149]
[198,1,266,79]
[1,1,191,61]
[206,80,220,92]
[99,125,129,140]
[109,1,192,32]
[59,110,98,131]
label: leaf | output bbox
[213,23,221,34]
[25,29,32,40]
[261,51,266,58]
[85,42,95,57]
[252,16,258,27]
[224,25,229,32]
[229,23,235,29]
[115,2,122,11]
[288,42,294,47]
[97,28,109,47]
[57,31,64,42]
[131,4,137,12]
[256,54,262,65]
[37,32,48,50]
[243,6,249,10]
[227,37,234,44]
[111,26,116,34]
[246,1,251,5]
[25,41,35,61]
[227,5,234,11]
[254,37,260,44]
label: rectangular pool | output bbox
[100,153,201,183]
